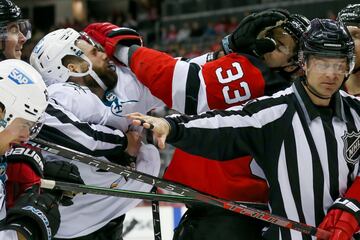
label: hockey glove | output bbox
[44,161,84,206]
[221,9,289,56]
[5,146,45,208]
[319,176,360,240]
[319,197,360,240]
[83,22,143,57]
[5,190,61,240]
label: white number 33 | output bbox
[215,62,251,104]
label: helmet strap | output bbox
[67,54,108,91]
[303,79,331,100]
[89,70,107,91]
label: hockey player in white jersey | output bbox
[0,59,62,240]
[30,27,162,239]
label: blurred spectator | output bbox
[226,16,238,33]
[213,17,226,35]
[203,22,217,38]
[166,24,178,42]
[190,21,203,37]
[177,22,191,42]
[185,44,202,58]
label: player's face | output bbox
[1,21,27,59]
[305,55,348,98]
[262,27,297,68]
[0,118,33,155]
[347,26,360,71]
[76,39,117,89]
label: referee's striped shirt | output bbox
[166,78,360,240]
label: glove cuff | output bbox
[5,146,45,177]
[221,35,233,55]
[331,197,360,224]
[7,206,53,240]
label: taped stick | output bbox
[29,139,330,239]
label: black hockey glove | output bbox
[5,190,61,240]
[221,9,290,56]
[44,161,85,206]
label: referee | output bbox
[129,19,360,240]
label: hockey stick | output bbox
[28,138,331,239]
[40,179,268,208]
[151,187,162,240]
[40,179,202,204]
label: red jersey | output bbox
[129,47,290,202]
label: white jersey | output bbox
[41,66,163,238]
[0,182,18,240]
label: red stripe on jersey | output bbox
[130,47,177,108]
[164,149,269,202]
[345,176,360,202]
[201,53,266,109]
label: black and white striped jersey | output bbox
[38,79,161,238]
[38,83,128,162]
[165,78,360,240]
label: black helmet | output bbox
[0,0,22,26]
[337,4,360,26]
[0,0,31,42]
[299,18,355,73]
[282,14,310,41]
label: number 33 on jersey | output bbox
[201,53,289,110]
[129,47,290,114]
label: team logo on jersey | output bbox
[8,68,34,85]
[104,91,138,117]
[342,131,360,165]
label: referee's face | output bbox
[305,55,347,99]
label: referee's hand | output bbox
[127,112,169,149]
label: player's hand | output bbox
[125,131,142,157]
[127,112,169,149]
[221,9,289,56]
[44,161,84,206]
[83,22,142,57]
[319,198,360,240]
[6,189,61,240]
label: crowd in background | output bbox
[22,9,338,61]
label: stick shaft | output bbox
[29,138,330,239]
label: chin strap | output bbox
[89,70,107,91]
[67,54,108,91]
[303,78,332,100]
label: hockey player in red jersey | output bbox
[127,18,360,240]
[84,9,310,239]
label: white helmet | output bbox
[29,28,107,90]
[0,59,48,135]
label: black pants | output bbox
[54,214,125,240]
[173,204,266,240]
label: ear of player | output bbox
[83,22,143,57]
